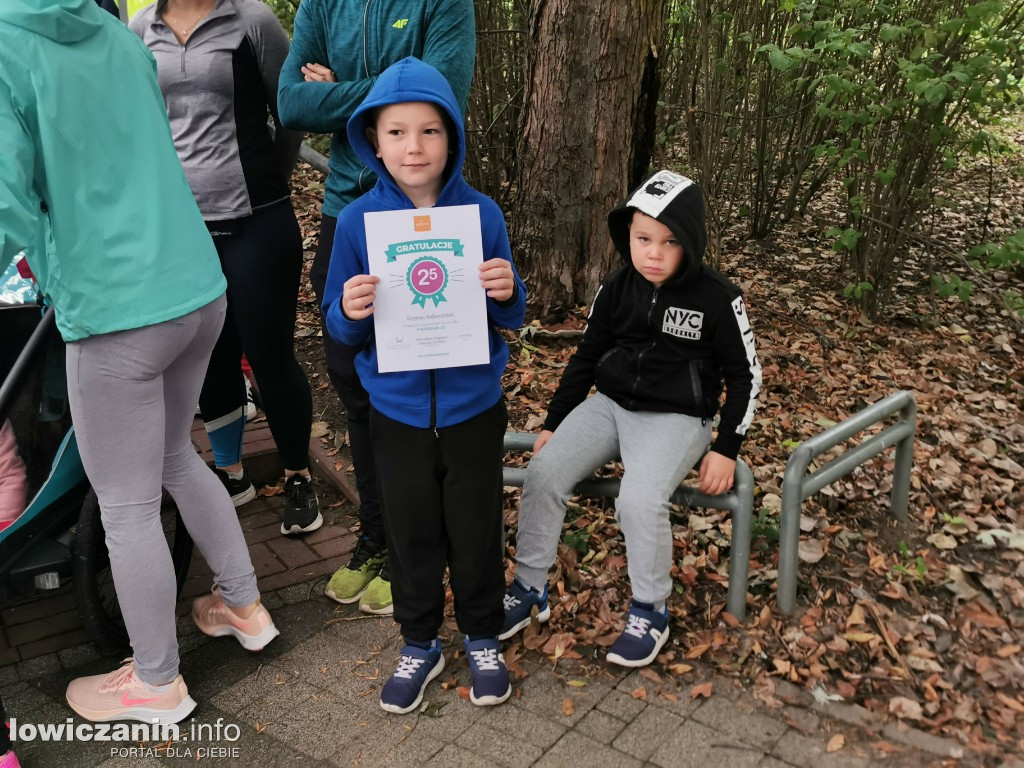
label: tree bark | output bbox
[511,0,667,315]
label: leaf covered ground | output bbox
[289,129,1024,764]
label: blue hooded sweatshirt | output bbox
[322,57,526,430]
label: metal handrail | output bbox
[502,431,754,620]
[777,391,916,614]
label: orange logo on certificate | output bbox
[414,215,432,232]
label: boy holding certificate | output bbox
[322,58,526,714]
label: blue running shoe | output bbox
[379,639,445,714]
[606,601,670,668]
[464,637,511,707]
[498,579,550,641]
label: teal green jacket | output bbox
[277,0,475,218]
[0,0,225,342]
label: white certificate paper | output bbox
[364,205,489,373]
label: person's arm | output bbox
[249,5,303,179]
[323,216,374,346]
[0,77,39,274]
[707,294,762,462]
[422,0,476,113]
[542,277,618,432]
[277,0,376,133]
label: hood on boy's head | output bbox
[0,0,106,43]
[347,57,466,196]
[608,170,708,285]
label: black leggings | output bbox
[311,214,384,543]
[370,400,507,642]
[199,201,313,471]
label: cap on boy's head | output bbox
[607,170,708,281]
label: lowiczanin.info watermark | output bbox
[8,716,244,759]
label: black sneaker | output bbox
[214,467,256,507]
[280,474,323,535]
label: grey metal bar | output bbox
[299,143,330,175]
[777,391,916,614]
[502,431,753,620]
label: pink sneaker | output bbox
[0,750,21,768]
[192,587,279,651]
[65,659,196,724]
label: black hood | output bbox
[607,170,708,286]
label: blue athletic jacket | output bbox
[322,57,526,429]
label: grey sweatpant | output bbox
[516,393,711,605]
[66,295,259,685]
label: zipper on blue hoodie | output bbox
[430,370,438,437]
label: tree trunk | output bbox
[511,0,666,316]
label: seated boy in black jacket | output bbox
[500,170,762,667]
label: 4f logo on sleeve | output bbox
[663,306,703,340]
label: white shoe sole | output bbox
[359,601,394,616]
[202,621,281,652]
[230,485,256,508]
[470,683,512,707]
[498,604,550,641]
[325,584,369,604]
[281,511,323,536]
[67,695,198,725]
[379,654,445,715]
[606,625,670,668]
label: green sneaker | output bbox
[359,563,393,615]
[325,537,385,604]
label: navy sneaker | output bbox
[606,601,670,668]
[498,579,550,641]
[464,638,511,707]
[379,639,445,714]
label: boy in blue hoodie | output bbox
[322,57,526,714]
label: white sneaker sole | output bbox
[358,601,394,616]
[379,654,446,715]
[470,683,512,707]
[281,511,323,536]
[325,584,369,604]
[202,620,281,652]
[230,485,256,508]
[498,604,550,641]
[606,625,670,668]
[67,695,198,725]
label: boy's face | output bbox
[367,102,449,207]
[629,211,684,287]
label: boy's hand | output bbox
[698,451,736,496]
[342,274,380,320]
[302,62,336,83]
[533,429,554,454]
[480,258,514,302]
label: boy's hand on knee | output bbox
[532,429,554,454]
[342,274,380,320]
[479,258,514,302]
[699,451,735,496]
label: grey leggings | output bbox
[516,393,711,605]
[66,295,259,685]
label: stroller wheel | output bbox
[73,488,193,653]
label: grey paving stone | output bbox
[511,667,610,726]
[772,731,869,768]
[535,730,644,768]
[759,758,798,768]
[209,660,306,714]
[880,722,966,760]
[0,665,17,687]
[690,694,787,750]
[407,695,486,742]
[278,582,320,605]
[611,705,687,762]
[456,721,544,768]
[597,687,648,720]
[57,642,101,670]
[375,732,446,767]
[574,707,627,745]
[260,590,285,610]
[17,654,59,680]
[779,705,820,734]
[649,718,764,768]
[424,743,502,767]
[478,700,567,749]
[3,680,53,715]
[94,757,166,768]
